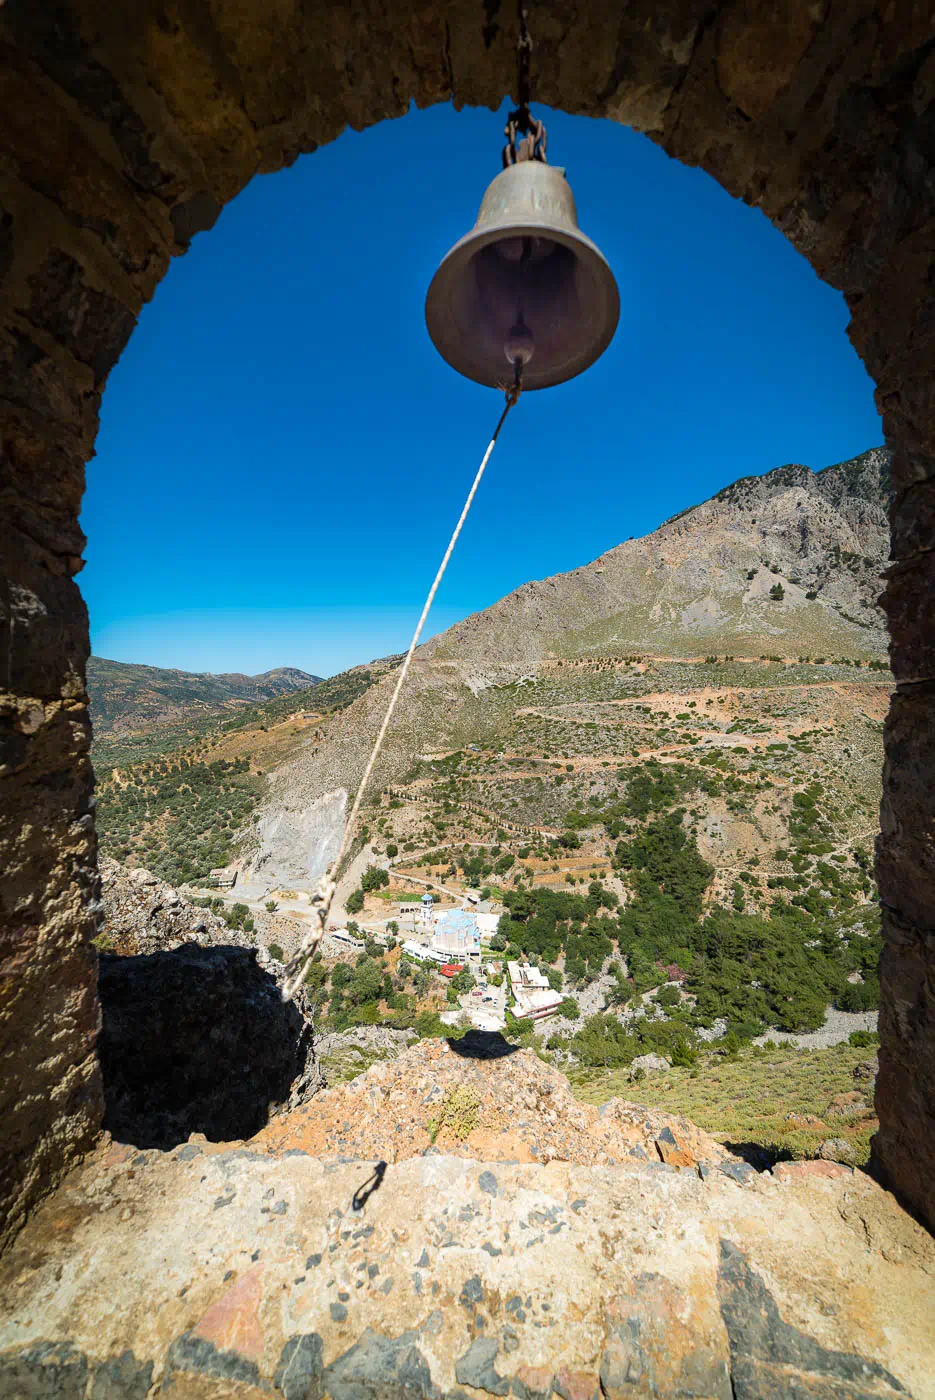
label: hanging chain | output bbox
[503,2,547,167]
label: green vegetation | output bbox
[570,1040,878,1163]
[427,1084,480,1143]
[97,754,263,885]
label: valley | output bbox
[91,447,891,1165]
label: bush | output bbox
[361,865,390,893]
[848,1029,879,1048]
[345,888,365,914]
[268,942,284,962]
[836,975,880,1012]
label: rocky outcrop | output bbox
[254,1033,738,1174]
[99,858,248,956]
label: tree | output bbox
[265,899,279,913]
[386,843,398,858]
[346,888,365,914]
[361,865,390,893]
[769,582,785,601]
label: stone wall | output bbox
[1,2,933,1246]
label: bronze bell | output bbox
[425,160,619,391]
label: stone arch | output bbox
[1,3,933,1245]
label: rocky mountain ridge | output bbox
[88,657,322,736]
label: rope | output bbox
[281,382,522,1000]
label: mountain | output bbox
[88,657,322,737]
[245,447,891,885]
[424,447,891,680]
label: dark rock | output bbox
[456,1339,510,1396]
[0,1341,89,1399]
[460,1275,485,1307]
[89,1351,153,1400]
[718,1161,756,1186]
[97,944,319,1148]
[478,1171,499,1197]
[718,1240,906,1396]
[324,1328,434,1400]
[275,1334,324,1400]
[164,1333,263,1389]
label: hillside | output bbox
[246,446,891,885]
[87,656,322,737]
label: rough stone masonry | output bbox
[1,2,934,1249]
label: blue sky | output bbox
[83,100,882,678]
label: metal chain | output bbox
[503,2,547,167]
[281,381,523,1001]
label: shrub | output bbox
[848,1029,879,1048]
[345,888,365,914]
[361,865,390,893]
[268,942,284,961]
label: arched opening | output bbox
[2,3,933,1256]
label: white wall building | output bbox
[507,960,563,1021]
[401,939,448,966]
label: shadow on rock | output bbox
[98,944,319,1149]
[447,1030,520,1060]
[721,1141,791,1171]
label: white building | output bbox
[476,912,500,940]
[507,960,563,1021]
[433,909,481,959]
[329,928,365,951]
[401,939,448,966]
[396,893,435,930]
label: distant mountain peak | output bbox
[88,657,322,736]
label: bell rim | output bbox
[425,220,620,391]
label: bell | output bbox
[425,160,619,391]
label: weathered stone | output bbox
[817,1139,858,1165]
[163,1334,263,1392]
[717,1240,905,1396]
[456,1339,510,1396]
[553,1367,599,1400]
[324,1328,434,1400]
[0,1341,88,1399]
[630,1053,669,1077]
[511,1365,553,1400]
[773,1161,852,1184]
[89,1351,153,1400]
[274,1334,324,1400]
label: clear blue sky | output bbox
[83,100,882,678]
